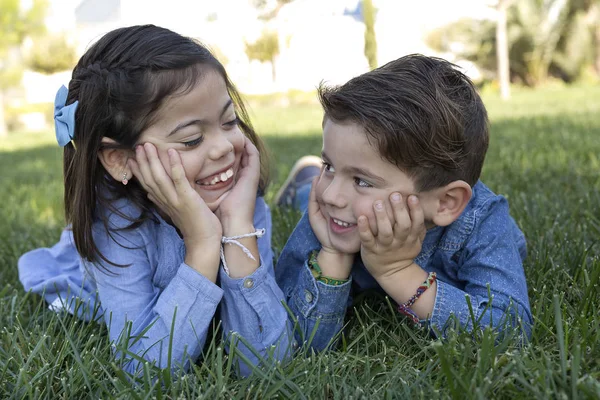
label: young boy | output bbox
[274,54,532,351]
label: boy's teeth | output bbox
[220,172,228,181]
[333,218,350,227]
[226,169,233,178]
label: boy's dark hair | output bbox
[318,54,489,192]
[63,24,269,267]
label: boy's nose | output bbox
[320,178,347,209]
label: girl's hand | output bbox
[129,143,222,280]
[216,137,260,234]
[358,193,426,281]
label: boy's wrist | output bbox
[374,262,429,302]
[369,259,416,281]
[316,248,354,280]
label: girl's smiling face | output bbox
[137,68,245,211]
[315,118,439,254]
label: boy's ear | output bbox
[97,137,133,183]
[431,180,472,227]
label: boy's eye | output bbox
[182,136,203,148]
[354,177,372,188]
[322,161,335,173]
[224,117,239,127]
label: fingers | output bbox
[373,200,393,245]
[357,215,375,247]
[168,148,188,194]
[145,143,175,198]
[307,176,320,217]
[390,193,410,232]
[407,195,426,240]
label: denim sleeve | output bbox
[275,212,351,351]
[428,198,533,339]
[218,197,293,376]
[286,260,351,351]
[91,229,224,376]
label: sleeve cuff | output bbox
[169,263,224,306]
[429,279,481,335]
[291,260,351,317]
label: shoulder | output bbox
[438,181,516,247]
[92,197,157,251]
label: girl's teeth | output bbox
[200,168,234,186]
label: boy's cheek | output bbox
[352,201,378,233]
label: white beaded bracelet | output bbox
[220,228,265,275]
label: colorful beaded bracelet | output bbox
[397,271,437,324]
[308,250,349,286]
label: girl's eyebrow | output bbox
[167,99,233,137]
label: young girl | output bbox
[18,25,291,376]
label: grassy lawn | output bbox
[0,85,599,398]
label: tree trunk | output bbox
[595,23,600,78]
[270,59,276,82]
[496,0,511,100]
[0,91,7,137]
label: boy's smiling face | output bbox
[315,118,439,254]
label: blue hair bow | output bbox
[54,85,79,146]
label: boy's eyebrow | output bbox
[167,99,233,137]
[321,151,386,184]
[345,166,386,184]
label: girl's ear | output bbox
[430,180,472,227]
[98,137,133,184]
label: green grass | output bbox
[1,85,599,398]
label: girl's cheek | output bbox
[230,129,245,155]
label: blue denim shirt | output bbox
[18,196,292,376]
[275,181,532,351]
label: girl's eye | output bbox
[323,161,335,173]
[224,117,239,127]
[354,177,372,188]
[182,137,203,148]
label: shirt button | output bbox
[292,340,298,349]
[243,278,254,289]
[304,290,313,303]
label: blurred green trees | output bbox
[427,0,599,87]
[26,34,76,75]
[245,30,280,82]
[0,0,48,136]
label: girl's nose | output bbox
[208,134,234,160]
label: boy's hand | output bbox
[308,174,354,279]
[358,193,426,280]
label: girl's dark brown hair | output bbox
[318,54,489,192]
[62,24,269,268]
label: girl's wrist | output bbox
[222,222,256,237]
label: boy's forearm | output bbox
[375,263,436,320]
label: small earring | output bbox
[121,171,128,186]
